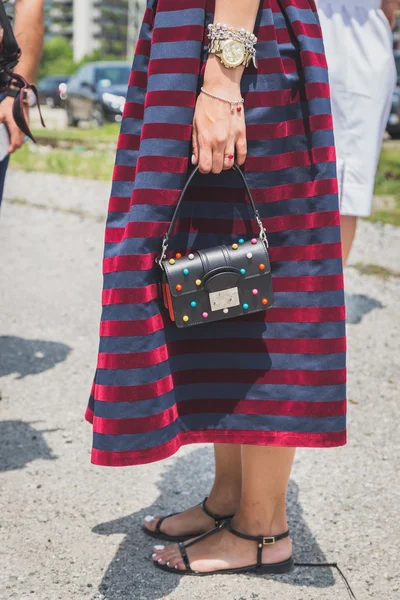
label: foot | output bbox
[143,498,237,539]
[152,519,292,572]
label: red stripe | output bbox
[137,155,188,174]
[156,0,207,10]
[122,102,144,120]
[145,90,196,109]
[246,83,330,108]
[129,70,148,88]
[134,38,151,58]
[117,134,140,151]
[98,337,346,369]
[90,429,347,466]
[94,368,346,402]
[246,146,335,172]
[104,211,340,243]
[102,273,343,306]
[112,165,135,182]
[152,25,204,43]
[103,253,158,273]
[291,21,322,39]
[108,196,131,213]
[273,274,344,292]
[93,398,346,435]
[246,114,333,140]
[100,314,166,337]
[129,178,338,207]
[301,51,327,69]
[142,122,192,141]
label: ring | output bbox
[225,154,234,160]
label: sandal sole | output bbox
[154,557,294,576]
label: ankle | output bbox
[232,511,288,537]
[207,482,241,514]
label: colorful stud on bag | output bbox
[183,268,189,275]
[169,259,175,265]
[252,289,258,295]
[176,253,182,259]
[240,268,246,275]
[243,303,249,310]
[232,243,239,250]
[223,308,229,314]
[195,279,202,286]
[246,252,253,259]
[190,301,197,308]
[259,264,265,271]
[182,315,189,322]
[188,254,195,260]
[176,284,182,292]
[262,298,268,305]
[251,238,257,245]
[238,238,245,244]
[202,312,208,319]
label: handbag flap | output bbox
[163,238,271,298]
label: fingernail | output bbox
[144,515,154,522]
[191,154,196,165]
[154,545,165,550]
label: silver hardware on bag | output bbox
[209,287,240,312]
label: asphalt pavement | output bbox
[0,170,399,600]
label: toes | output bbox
[143,515,161,532]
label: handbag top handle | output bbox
[159,164,268,265]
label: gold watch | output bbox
[209,38,253,69]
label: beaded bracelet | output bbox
[207,22,257,55]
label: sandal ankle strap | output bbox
[225,521,290,567]
[201,497,233,527]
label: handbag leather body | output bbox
[159,164,274,328]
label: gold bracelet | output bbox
[200,87,244,114]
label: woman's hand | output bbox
[192,56,247,174]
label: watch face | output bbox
[221,40,245,67]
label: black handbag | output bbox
[159,164,274,328]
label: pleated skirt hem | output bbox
[85,407,346,467]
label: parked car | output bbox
[64,62,131,127]
[37,75,69,108]
[387,51,400,138]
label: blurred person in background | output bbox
[0,0,44,206]
[318,0,397,265]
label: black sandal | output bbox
[153,520,293,575]
[143,497,234,543]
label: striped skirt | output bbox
[86,0,347,467]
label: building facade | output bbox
[44,0,146,62]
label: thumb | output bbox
[191,123,198,165]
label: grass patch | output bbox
[372,144,400,226]
[31,123,120,144]
[10,144,114,181]
[352,262,400,280]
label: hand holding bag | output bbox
[159,165,274,328]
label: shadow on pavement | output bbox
[0,420,57,471]
[345,293,384,325]
[93,448,335,600]
[0,335,72,379]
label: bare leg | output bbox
[144,444,241,537]
[340,215,357,267]
[153,445,295,572]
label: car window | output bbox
[95,66,130,87]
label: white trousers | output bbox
[318,0,396,216]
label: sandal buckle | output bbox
[263,536,276,545]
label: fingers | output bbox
[197,132,213,174]
[8,123,25,154]
[223,147,235,171]
[191,124,199,166]
[235,134,247,167]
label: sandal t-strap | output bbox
[201,497,234,528]
[144,497,234,543]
